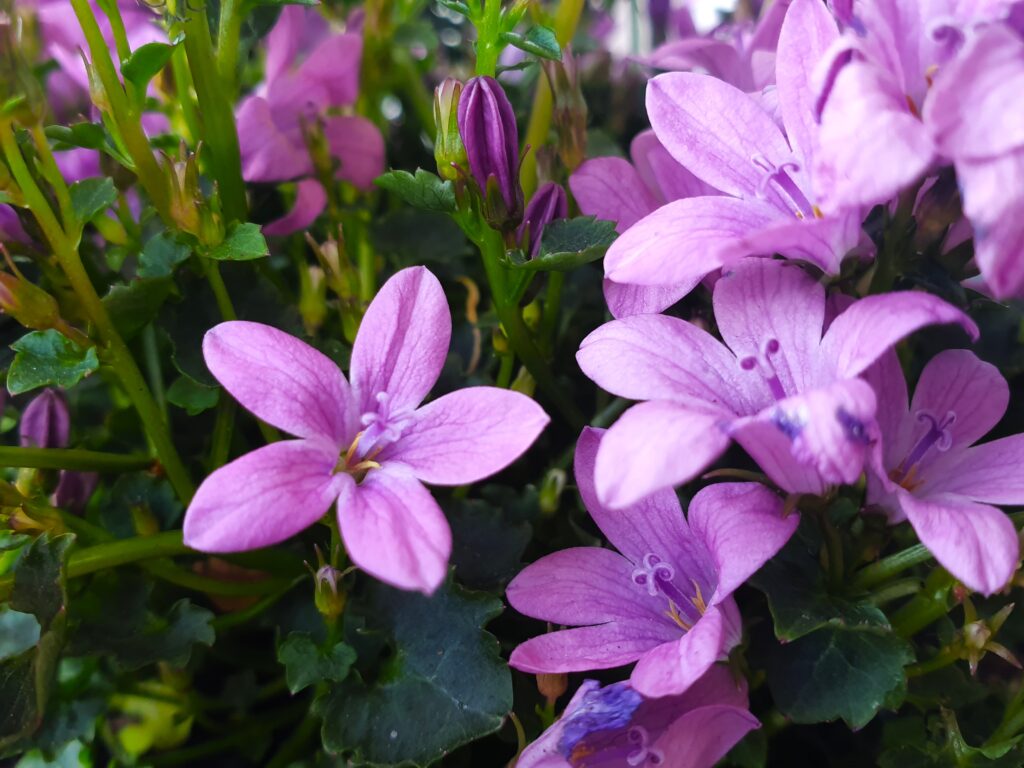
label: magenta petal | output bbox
[899,490,1019,596]
[323,115,386,191]
[183,440,343,552]
[569,157,659,233]
[510,622,675,674]
[630,606,726,697]
[631,129,718,201]
[717,211,865,276]
[382,387,548,485]
[821,291,979,379]
[337,466,451,594]
[203,321,354,443]
[602,278,695,319]
[263,179,327,236]
[235,95,311,182]
[596,402,732,509]
[688,482,796,603]
[296,32,363,107]
[350,267,451,414]
[263,6,330,85]
[654,705,761,768]
[931,435,1024,505]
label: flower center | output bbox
[740,338,787,400]
[890,409,956,490]
[627,726,665,766]
[750,154,818,219]
[631,553,708,631]
[358,391,414,457]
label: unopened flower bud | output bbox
[538,468,566,516]
[52,470,98,513]
[19,389,69,449]
[536,672,568,706]
[541,50,587,173]
[518,182,568,258]
[314,564,347,621]
[0,260,61,330]
[457,76,524,231]
[433,78,467,181]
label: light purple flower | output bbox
[517,666,758,768]
[577,258,977,508]
[866,349,1021,596]
[235,6,385,235]
[183,267,549,594]
[507,427,796,697]
[603,0,867,313]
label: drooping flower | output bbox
[601,0,870,314]
[866,349,1021,596]
[183,267,549,594]
[507,427,796,697]
[577,258,977,508]
[235,6,385,235]
[517,666,759,768]
[518,181,568,258]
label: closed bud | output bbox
[19,388,69,449]
[457,76,524,231]
[314,564,347,622]
[538,468,566,516]
[541,49,587,172]
[0,256,62,331]
[518,182,568,257]
[433,78,467,181]
[536,672,568,705]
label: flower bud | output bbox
[536,672,568,706]
[457,76,524,231]
[19,388,69,449]
[433,78,467,181]
[538,467,567,516]
[0,263,62,331]
[314,563,347,622]
[518,182,568,258]
[541,50,587,173]
[52,470,98,513]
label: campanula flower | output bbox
[508,427,796,697]
[867,349,1021,595]
[518,182,568,258]
[183,267,549,594]
[577,258,976,508]
[20,389,97,512]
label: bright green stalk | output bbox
[0,447,153,472]
[474,0,504,77]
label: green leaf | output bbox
[45,123,105,151]
[68,178,117,227]
[0,609,40,662]
[767,625,913,729]
[121,41,178,89]
[500,26,562,61]
[103,278,174,341]
[97,474,183,539]
[246,0,318,6]
[445,490,533,590]
[137,231,191,279]
[8,330,99,395]
[11,534,73,631]
[504,216,618,272]
[277,633,356,694]
[319,579,512,766]
[206,222,269,261]
[15,740,93,768]
[375,169,456,213]
[166,375,219,416]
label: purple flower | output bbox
[20,389,70,449]
[603,0,868,315]
[508,427,797,697]
[577,258,977,508]
[866,349,1021,596]
[235,7,385,235]
[517,666,759,768]
[456,76,524,230]
[518,182,568,258]
[182,267,549,594]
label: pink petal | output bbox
[930,434,1024,505]
[602,278,695,319]
[688,482,796,603]
[645,38,752,89]
[264,6,330,85]
[820,291,979,379]
[510,622,675,674]
[183,439,344,552]
[337,466,451,594]
[862,351,914,483]
[350,267,451,414]
[382,387,548,485]
[630,129,718,201]
[596,402,732,509]
[262,179,327,236]
[569,157,659,233]
[235,95,312,182]
[630,606,727,697]
[899,490,1019,596]
[654,705,761,768]
[296,32,363,107]
[323,115,386,191]
[203,321,354,443]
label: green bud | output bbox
[433,78,467,181]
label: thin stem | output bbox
[851,543,933,591]
[906,646,961,678]
[540,272,564,354]
[868,577,923,607]
[142,324,167,422]
[208,394,235,470]
[988,681,1024,746]
[209,578,302,631]
[891,568,955,639]
[474,0,504,77]
[143,558,293,597]
[29,126,73,228]
[0,446,153,472]
[496,354,514,388]
[215,0,244,99]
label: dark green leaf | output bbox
[11,534,73,631]
[7,330,99,395]
[68,178,117,227]
[97,474,183,538]
[500,26,561,61]
[121,41,178,89]
[14,740,92,768]
[768,625,913,729]
[375,169,456,213]
[137,231,191,279]
[438,0,470,16]
[0,621,66,754]
[166,375,219,416]
[34,697,105,758]
[45,123,105,151]
[445,495,532,590]
[103,278,174,341]
[206,222,269,261]
[504,216,617,272]
[319,579,511,766]
[0,609,40,661]
[277,633,356,694]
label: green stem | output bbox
[393,50,435,135]
[208,394,235,470]
[215,0,244,99]
[265,715,319,768]
[906,646,962,678]
[142,324,167,422]
[209,578,302,631]
[143,559,293,597]
[988,681,1024,746]
[868,577,923,607]
[0,446,153,472]
[496,354,514,388]
[851,543,933,591]
[474,0,504,77]
[892,569,955,638]
[540,271,564,354]
[1,125,194,502]
[820,509,845,590]
[29,126,73,228]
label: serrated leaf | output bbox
[319,579,511,766]
[500,26,561,61]
[11,534,73,631]
[166,375,219,416]
[768,625,913,729]
[137,231,191,279]
[206,222,269,261]
[375,169,456,213]
[7,330,99,395]
[278,633,356,694]
[121,41,178,89]
[103,278,174,340]
[504,216,617,272]
[68,178,117,227]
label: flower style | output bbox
[182,267,549,594]
[867,349,1021,595]
[517,666,759,768]
[508,427,796,697]
[235,6,385,235]
[577,258,977,508]
[602,0,868,311]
